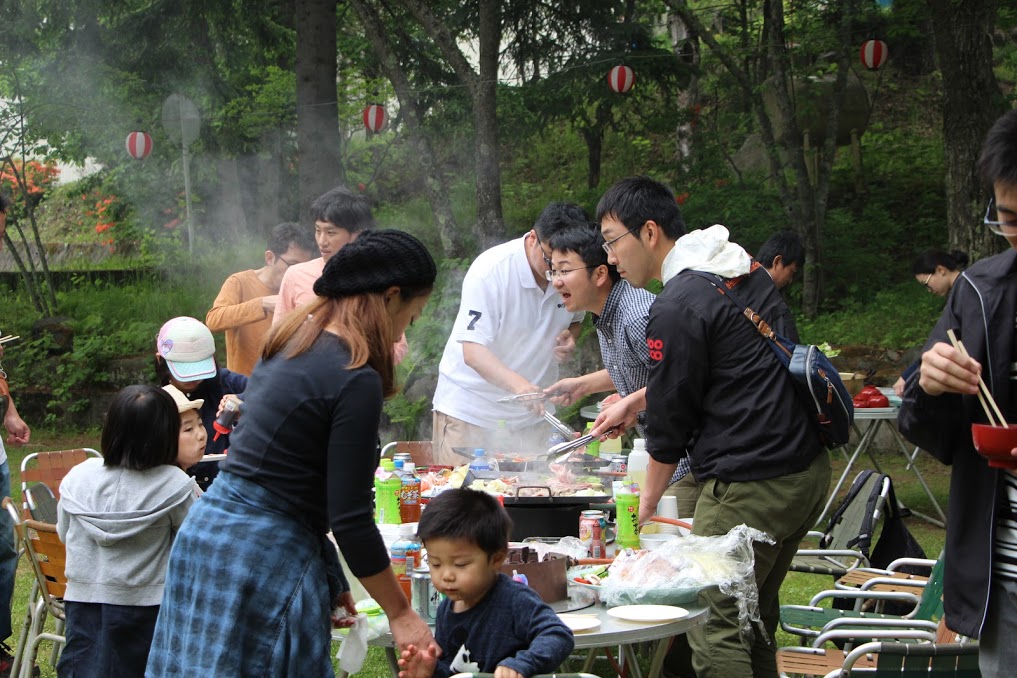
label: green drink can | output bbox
[615,491,640,549]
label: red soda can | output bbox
[579,510,607,558]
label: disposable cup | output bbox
[656,496,679,519]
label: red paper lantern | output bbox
[607,65,635,93]
[860,40,888,70]
[363,104,386,132]
[125,131,152,160]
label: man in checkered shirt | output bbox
[543,222,694,512]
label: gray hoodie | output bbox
[57,458,198,606]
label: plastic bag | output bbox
[334,604,390,672]
[600,524,773,637]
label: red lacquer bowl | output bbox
[971,423,1017,469]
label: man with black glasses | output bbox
[899,109,1017,678]
[206,222,314,375]
[431,202,585,465]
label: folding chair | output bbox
[4,497,67,678]
[835,555,938,595]
[829,638,979,677]
[380,441,435,467]
[20,448,100,512]
[791,471,890,579]
[778,615,970,677]
[781,556,945,643]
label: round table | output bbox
[336,597,709,678]
[566,600,709,678]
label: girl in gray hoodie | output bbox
[56,385,198,678]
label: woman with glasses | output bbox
[893,248,969,395]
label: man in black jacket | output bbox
[898,110,1017,678]
[590,176,829,678]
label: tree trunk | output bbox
[295,0,343,225]
[474,0,505,247]
[668,12,700,171]
[927,0,1006,260]
[348,0,465,257]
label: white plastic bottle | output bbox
[627,438,649,492]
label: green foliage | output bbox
[798,282,945,348]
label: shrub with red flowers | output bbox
[78,189,130,252]
[0,159,60,201]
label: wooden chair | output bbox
[777,615,972,677]
[380,441,434,467]
[4,497,68,678]
[20,448,100,513]
[835,556,937,595]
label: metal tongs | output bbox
[548,427,617,463]
[497,392,549,404]
[543,411,577,439]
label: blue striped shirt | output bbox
[595,280,690,482]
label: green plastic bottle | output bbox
[378,475,403,524]
[615,489,640,550]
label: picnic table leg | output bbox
[622,643,645,678]
[644,637,673,678]
[385,647,401,677]
[580,647,598,673]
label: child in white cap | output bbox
[154,317,246,489]
[162,384,208,472]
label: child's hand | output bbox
[218,394,243,418]
[494,665,524,678]
[397,643,439,678]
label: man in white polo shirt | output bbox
[431,202,586,465]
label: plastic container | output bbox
[377,475,402,525]
[400,462,421,523]
[627,439,649,491]
[615,489,641,550]
[469,448,492,471]
[390,524,422,600]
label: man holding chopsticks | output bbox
[898,109,1017,678]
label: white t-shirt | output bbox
[433,237,584,429]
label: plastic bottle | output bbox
[469,448,492,472]
[375,459,402,524]
[400,462,421,523]
[627,438,649,492]
[615,488,641,550]
[390,523,422,600]
[212,398,242,441]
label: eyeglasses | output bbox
[602,224,643,254]
[920,272,933,289]
[277,256,299,267]
[983,199,1017,235]
[544,265,597,281]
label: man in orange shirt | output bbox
[205,223,315,375]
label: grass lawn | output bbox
[4,430,950,677]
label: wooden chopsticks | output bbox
[0,335,19,345]
[947,329,1008,427]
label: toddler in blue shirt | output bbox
[398,489,574,678]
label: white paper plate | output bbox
[607,604,689,623]
[558,614,601,632]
